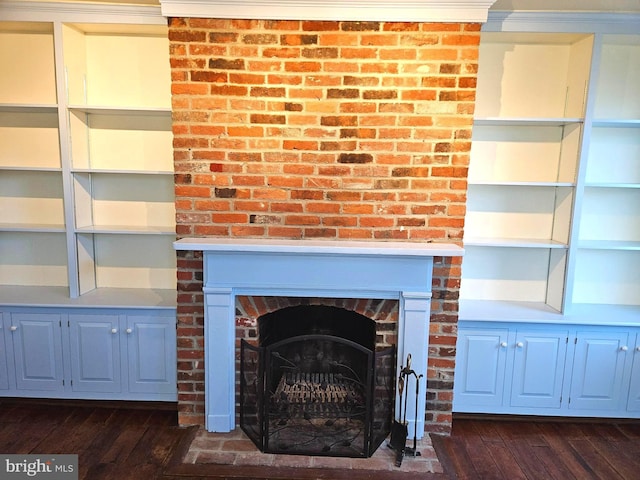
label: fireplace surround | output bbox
[174,238,463,439]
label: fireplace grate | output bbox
[273,372,364,416]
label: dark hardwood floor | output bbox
[433,415,640,480]
[1,400,639,479]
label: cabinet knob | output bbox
[500,342,508,348]
[111,328,118,334]
[10,325,17,332]
[126,328,133,334]
[620,345,629,352]
[636,346,640,352]
[516,342,524,348]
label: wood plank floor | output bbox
[433,416,640,480]
[1,400,639,479]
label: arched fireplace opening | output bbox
[240,305,395,458]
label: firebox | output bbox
[240,305,395,457]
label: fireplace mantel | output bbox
[174,238,463,437]
[174,238,463,259]
[160,0,497,23]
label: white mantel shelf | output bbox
[173,238,464,257]
[174,237,463,436]
[159,0,497,23]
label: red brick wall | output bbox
[169,18,479,435]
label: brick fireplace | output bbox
[167,2,485,436]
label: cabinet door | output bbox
[125,315,176,395]
[0,319,9,390]
[627,333,640,411]
[68,315,121,393]
[454,328,509,408]
[569,331,629,411]
[8,313,64,391]
[511,331,568,408]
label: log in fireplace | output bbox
[240,305,395,457]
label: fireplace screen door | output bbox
[241,336,394,458]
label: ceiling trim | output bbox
[159,0,498,23]
[0,1,164,24]
[485,10,640,33]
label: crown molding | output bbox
[0,1,164,24]
[485,10,640,33]
[159,0,497,23]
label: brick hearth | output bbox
[184,427,443,474]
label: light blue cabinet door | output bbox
[68,315,121,393]
[510,331,568,408]
[626,333,640,411]
[126,315,176,395]
[569,331,629,411]
[9,313,64,391]
[0,321,9,390]
[454,328,509,408]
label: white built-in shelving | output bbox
[571,33,640,312]
[456,15,640,420]
[461,24,640,325]
[0,8,175,308]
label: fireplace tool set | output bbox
[389,353,423,467]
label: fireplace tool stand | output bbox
[388,354,423,467]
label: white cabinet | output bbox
[5,313,65,392]
[0,2,177,404]
[0,8,176,305]
[0,309,176,401]
[454,327,509,407]
[568,331,629,411]
[510,331,568,409]
[68,314,122,394]
[457,15,640,420]
[455,322,640,418]
[0,322,8,390]
[455,325,567,413]
[126,315,177,396]
[627,333,640,411]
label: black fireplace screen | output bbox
[240,335,395,458]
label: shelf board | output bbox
[469,181,575,187]
[459,299,640,327]
[459,299,563,323]
[68,105,171,116]
[0,103,57,113]
[564,303,640,326]
[578,240,640,251]
[474,117,583,127]
[71,168,174,176]
[75,225,176,235]
[0,285,176,309]
[0,166,62,172]
[464,238,568,249]
[0,223,66,233]
[584,183,640,189]
[592,119,640,128]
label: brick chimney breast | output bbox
[169,9,481,434]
